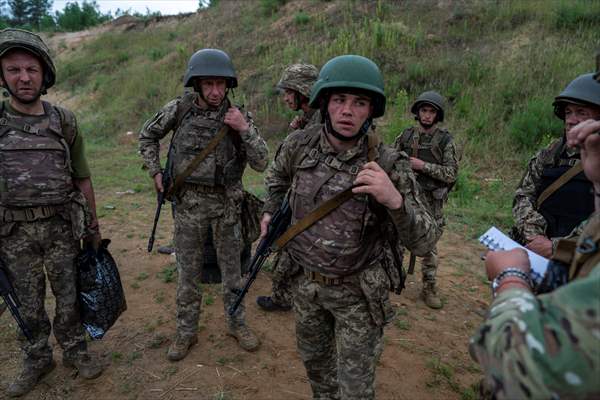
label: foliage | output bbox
[55,1,111,32]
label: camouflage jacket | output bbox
[513,138,585,241]
[470,212,600,400]
[393,126,459,192]
[138,93,268,185]
[263,124,436,275]
[289,108,321,132]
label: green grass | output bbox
[157,265,177,283]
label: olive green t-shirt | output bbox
[3,101,91,178]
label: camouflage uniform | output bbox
[0,102,97,370]
[394,126,459,284]
[139,92,268,338]
[513,139,593,248]
[470,211,600,399]
[264,125,436,399]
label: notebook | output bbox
[478,226,549,286]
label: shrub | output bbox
[508,98,563,150]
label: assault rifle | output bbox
[147,141,175,253]
[0,259,34,344]
[228,197,291,316]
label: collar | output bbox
[319,128,368,162]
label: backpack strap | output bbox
[52,103,77,146]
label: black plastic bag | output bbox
[76,239,127,340]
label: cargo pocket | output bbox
[69,191,93,240]
[359,264,396,327]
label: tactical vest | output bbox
[396,127,452,191]
[286,127,384,277]
[0,101,75,207]
[536,141,594,238]
[170,96,245,187]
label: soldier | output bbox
[256,63,318,312]
[394,91,459,309]
[0,29,104,397]
[469,115,600,399]
[261,55,435,400]
[512,74,600,258]
[139,49,268,359]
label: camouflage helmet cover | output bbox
[411,90,445,122]
[183,48,237,88]
[552,73,600,119]
[0,28,56,90]
[309,54,386,118]
[277,63,318,98]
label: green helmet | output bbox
[277,63,318,98]
[183,48,237,88]
[553,73,600,119]
[0,28,56,91]
[309,55,385,118]
[411,91,445,122]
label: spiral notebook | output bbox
[478,227,549,285]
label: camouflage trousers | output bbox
[292,261,394,400]
[419,191,446,284]
[0,215,86,368]
[173,189,245,337]
[269,251,295,308]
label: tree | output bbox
[28,0,52,29]
[55,1,110,31]
[8,0,28,26]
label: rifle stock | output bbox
[0,260,34,344]
[228,197,291,316]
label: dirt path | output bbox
[0,198,489,399]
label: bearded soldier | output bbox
[512,74,599,258]
[261,55,435,400]
[139,49,268,359]
[0,29,103,397]
[256,63,319,312]
[394,91,459,309]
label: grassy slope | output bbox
[51,0,600,237]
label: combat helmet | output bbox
[309,54,386,118]
[411,91,445,122]
[277,63,318,98]
[553,73,600,119]
[0,28,56,91]
[183,48,237,88]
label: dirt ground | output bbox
[0,199,490,400]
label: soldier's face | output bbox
[564,103,600,134]
[200,78,227,107]
[418,105,438,127]
[282,88,297,110]
[327,93,373,137]
[0,49,44,104]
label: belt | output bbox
[183,183,226,194]
[0,205,63,222]
[304,270,345,286]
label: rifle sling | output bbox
[273,187,354,250]
[167,125,229,198]
[536,162,583,209]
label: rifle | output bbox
[147,141,175,252]
[0,259,34,344]
[228,197,291,316]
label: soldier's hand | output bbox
[568,119,600,184]
[409,157,426,171]
[525,235,553,258]
[84,232,102,253]
[153,172,164,193]
[353,162,404,210]
[224,107,250,133]
[289,116,303,130]
[260,213,272,239]
[485,249,531,295]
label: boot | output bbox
[7,360,56,398]
[227,323,260,352]
[167,334,198,362]
[422,282,443,309]
[63,351,104,380]
[256,296,292,312]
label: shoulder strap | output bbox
[536,162,584,208]
[174,93,195,130]
[53,104,77,146]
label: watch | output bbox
[491,268,531,298]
